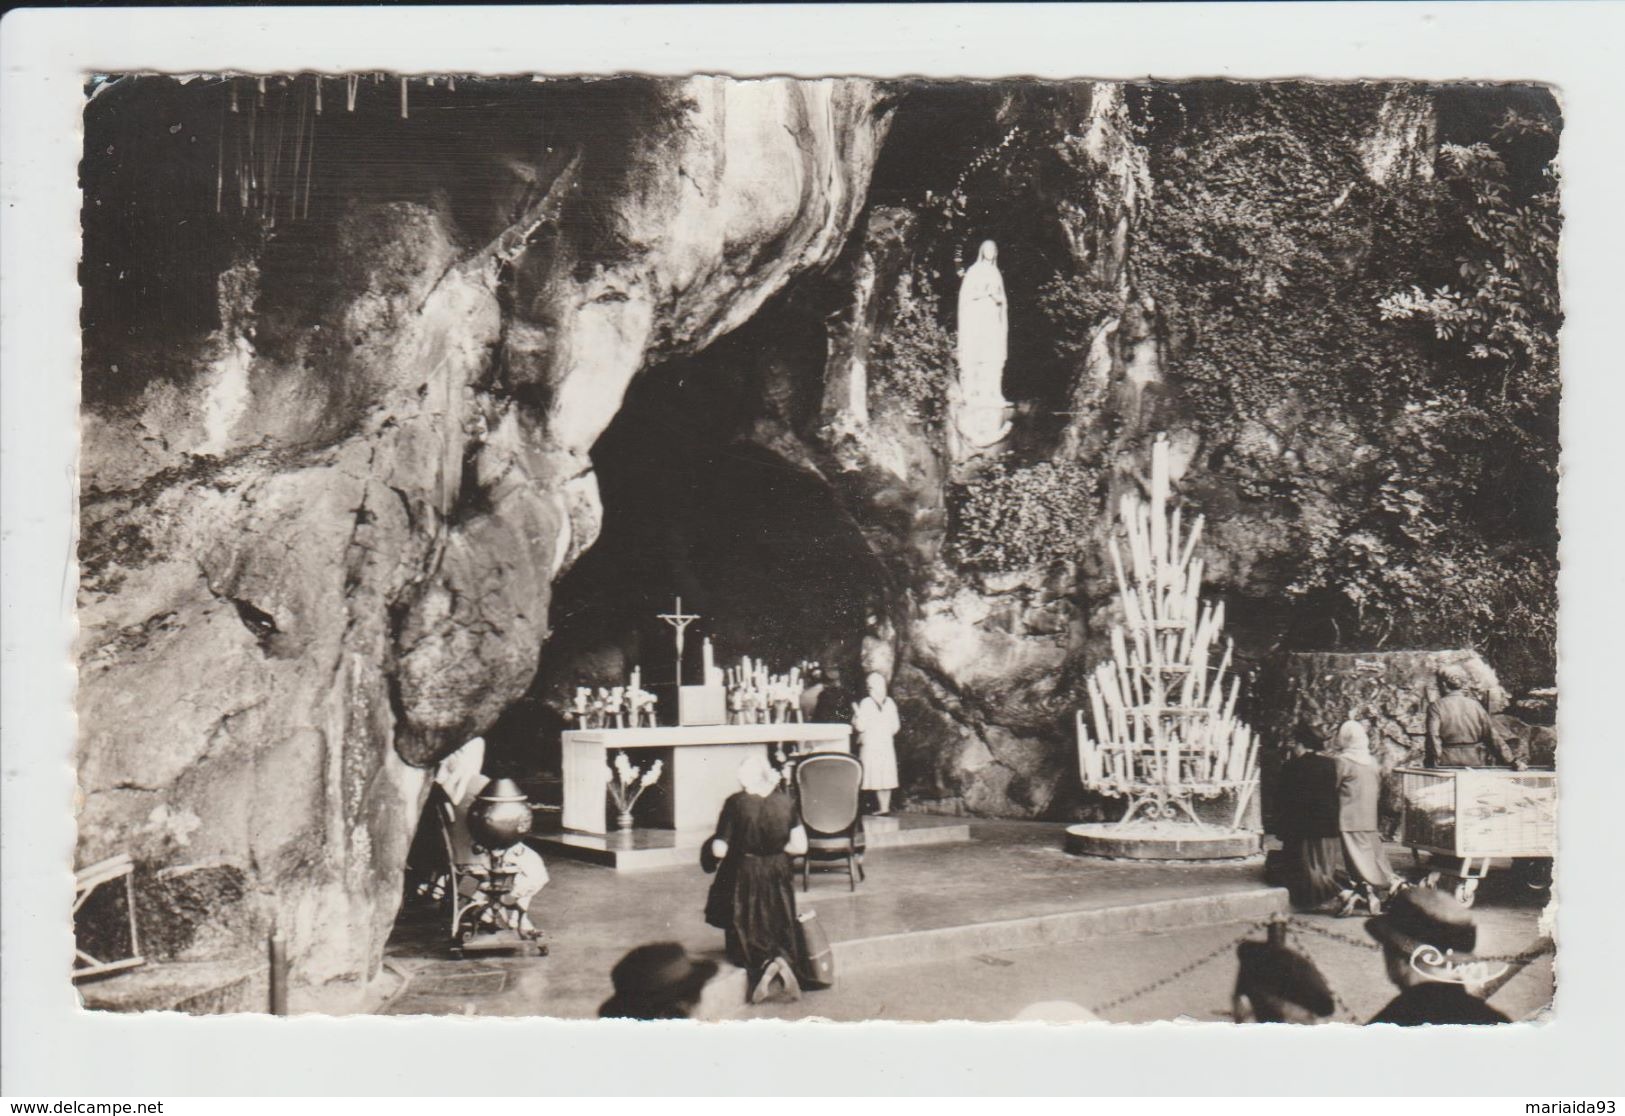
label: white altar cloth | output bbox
[561,722,852,836]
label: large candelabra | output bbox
[1076,435,1260,832]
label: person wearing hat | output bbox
[1232,939,1337,1024]
[1426,666,1524,769]
[598,942,720,1020]
[1365,888,1511,1025]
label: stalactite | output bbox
[346,74,358,113]
[215,96,225,213]
[400,76,409,120]
[267,91,286,226]
[238,111,249,212]
[314,74,322,115]
[290,83,307,222]
[246,99,257,193]
[301,101,316,220]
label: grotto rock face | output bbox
[77,75,891,1001]
[1254,650,1516,834]
[730,81,1546,824]
[78,75,1559,1005]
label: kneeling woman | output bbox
[1332,717,1400,916]
[704,752,810,1002]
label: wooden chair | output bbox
[432,787,487,947]
[794,752,865,892]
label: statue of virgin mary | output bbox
[955,240,1012,447]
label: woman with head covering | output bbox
[703,751,810,1003]
[957,240,1009,403]
[954,239,1013,447]
[1330,714,1399,916]
[853,671,902,816]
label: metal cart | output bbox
[1396,766,1556,907]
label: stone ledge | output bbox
[77,957,266,1015]
[832,885,1288,974]
[1064,823,1263,861]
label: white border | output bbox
[4,3,1623,1097]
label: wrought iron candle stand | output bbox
[1068,435,1263,861]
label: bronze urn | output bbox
[468,778,533,851]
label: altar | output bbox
[560,722,852,837]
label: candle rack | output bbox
[1075,435,1261,834]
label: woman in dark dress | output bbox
[1274,734,1345,910]
[704,752,810,1002]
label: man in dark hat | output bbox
[598,942,720,1021]
[1232,940,1337,1024]
[1365,888,1510,1025]
[1426,665,1524,769]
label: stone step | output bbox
[830,885,1288,973]
[707,883,1288,1014]
[77,957,265,1014]
[529,813,971,872]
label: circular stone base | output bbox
[1064,822,1262,861]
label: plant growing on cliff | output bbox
[948,460,1102,571]
[869,270,953,422]
[1378,111,1561,411]
[1036,274,1125,362]
[1120,85,1560,688]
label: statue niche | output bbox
[953,239,1013,451]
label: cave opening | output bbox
[480,300,891,793]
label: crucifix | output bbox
[657,596,700,685]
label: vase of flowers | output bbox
[606,750,663,830]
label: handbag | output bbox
[795,908,835,990]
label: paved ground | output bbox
[743,900,1554,1025]
[375,818,1553,1024]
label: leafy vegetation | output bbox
[885,83,1560,688]
[949,461,1102,571]
[1130,87,1560,689]
[869,270,954,423]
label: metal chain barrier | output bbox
[1086,919,1272,1016]
[1084,913,1555,1022]
[1286,916,1384,953]
[1287,915,1555,965]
